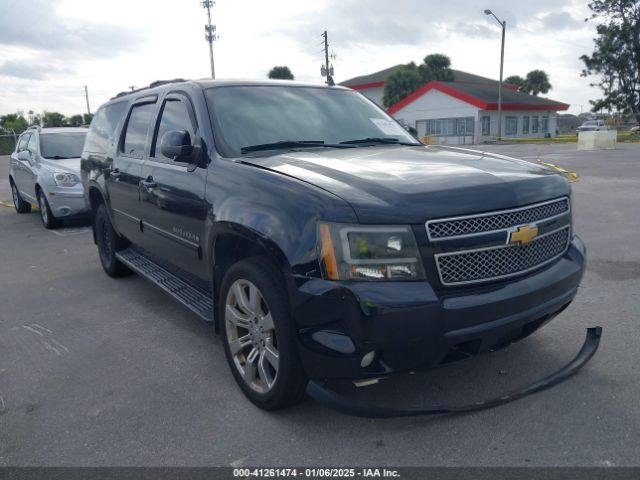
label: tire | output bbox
[94,204,131,277]
[220,257,307,410]
[37,189,59,229]
[11,180,32,214]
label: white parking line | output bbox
[52,226,92,237]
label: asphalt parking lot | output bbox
[1,143,639,467]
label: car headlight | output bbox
[53,172,80,187]
[318,222,425,281]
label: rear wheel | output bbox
[220,257,307,410]
[37,189,59,229]
[94,204,131,277]
[10,180,31,214]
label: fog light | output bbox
[360,350,375,367]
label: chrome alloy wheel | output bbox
[225,279,280,393]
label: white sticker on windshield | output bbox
[370,118,406,136]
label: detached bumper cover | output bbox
[306,327,601,418]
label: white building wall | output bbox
[358,86,563,144]
[392,89,480,145]
[354,86,384,107]
[477,110,560,139]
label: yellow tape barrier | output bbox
[537,161,580,183]
[0,200,37,210]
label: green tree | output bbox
[505,75,526,89]
[383,54,454,107]
[383,62,423,107]
[504,71,551,95]
[83,113,94,125]
[42,111,67,127]
[0,113,28,133]
[67,114,84,127]
[580,0,640,122]
[268,66,295,80]
[523,70,552,95]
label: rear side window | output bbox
[84,102,127,154]
[122,103,156,157]
[153,98,196,160]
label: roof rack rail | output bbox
[26,125,41,131]
[111,78,187,100]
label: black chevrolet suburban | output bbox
[81,79,587,411]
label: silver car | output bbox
[576,119,608,132]
[9,126,89,228]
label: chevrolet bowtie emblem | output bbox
[509,225,539,245]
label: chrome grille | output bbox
[427,198,570,240]
[435,227,571,286]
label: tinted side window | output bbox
[122,103,156,157]
[153,98,195,160]
[84,102,127,154]
[17,133,31,152]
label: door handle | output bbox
[141,177,157,189]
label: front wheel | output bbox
[220,257,307,410]
[37,189,59,229]
[94,204,131,277]
[11,181,31,214]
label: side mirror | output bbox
[17,151,31,162]
[404,125,418,137]
[160,130,195,162]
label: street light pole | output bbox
[484,9,506,141]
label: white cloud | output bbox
[0,0,602,116]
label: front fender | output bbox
[204,160,358,276]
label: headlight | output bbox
[318,222,425,281]
[53,172,80,187]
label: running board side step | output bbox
[115,248,214,322]
[307,327,602,418]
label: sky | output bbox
[0,0,601,117]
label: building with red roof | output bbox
[341,65,569,144]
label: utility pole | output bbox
[321,31,334,86]
[484,9,506,141]
[202,0,217,79]
[84,85,91,115]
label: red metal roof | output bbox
[386,81,569,114]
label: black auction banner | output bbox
[1,468,640,480]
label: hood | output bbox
[240,145,570,224]
[41,157,81,175]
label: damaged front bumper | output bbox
[292,236,587,379]
[306,327,602,418]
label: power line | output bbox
[202,0,217,79]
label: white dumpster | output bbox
[578,130,617,150]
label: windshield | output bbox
[205,86,419,157]
[40,132,87,159]
[583,121,599,126]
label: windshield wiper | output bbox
[340,137,419,146]
[45,155,74,159]
[240,140,353,154]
